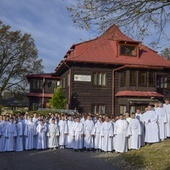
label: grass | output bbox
[120,139,170,170]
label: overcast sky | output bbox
[0,0,170,73]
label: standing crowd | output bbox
[0,99,170,153]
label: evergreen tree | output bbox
[50,86,66,109]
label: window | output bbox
[120,71,126,87]
[130,106,135,114]
[93,73,97,85]
[120,45,137,56]
[130,70,137,86]
[57,81,60,86]
[157,75,168,88]
[92,104,106,114]
[130,105,147,114]
[119,105,127,115]
[93,72,106,86]
[32,79,42,90]
[149,72,155,87]
[138,71,147,86]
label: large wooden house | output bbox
[26,73,59,111]
[54,25,170,115]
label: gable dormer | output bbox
[118,40,140,58]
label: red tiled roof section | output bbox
[102,24,137,42]
[115,91,163,97]
[63,25,170,68]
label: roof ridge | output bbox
[101,24,137,42]
[68,37,98,60]
[71,38,97,48]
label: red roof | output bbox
[115,91,163,97]
[27,93,53,98]
[55,25,170,71]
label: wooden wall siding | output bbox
[114,72,120,115]
[69,66,113,113]
[59,65,170,114]
[60,70,69,109]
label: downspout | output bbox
[112,65,128,115]
[42,77,45,108]
[68,69,72,110]
[63,61,71,110]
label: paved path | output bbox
[0,149,126,170]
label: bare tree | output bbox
[0,21,44,112]
[161,47,170,60]
[67,0,170,46]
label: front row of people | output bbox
[0,102,169,153]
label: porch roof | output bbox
[115,91,163,97]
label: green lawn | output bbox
[120,139,170,170]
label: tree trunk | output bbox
[0,93,3,114]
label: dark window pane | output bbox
[138,71,147,86]
[120,45,137,56]
[120,72,126,87]
[92,104,106,114]
[157,75,168,88]
[130,70,137,86]
[93,72,106,86]
[93,73,97,85]
[149,72,155,87]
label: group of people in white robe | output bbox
[0,98,170,153]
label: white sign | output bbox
[74,74,91,82]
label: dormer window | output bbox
[120,44,137,56]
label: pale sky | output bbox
[0,0,170,73]
[0,0,95,73]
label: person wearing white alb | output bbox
[94,116,103,151]
[101,115,113,152]
[83,115,95,150]
[135,108,145,147]
[47,118,59,150]
[24,116,37,150]
[58,115,68,149]
[15,117,23,151]
[66,115,75,149]
[127,113,141,150]
[156,101,167,141]
[36,119,47,150]
[5,117,17,151]
[72,117,84,151]
[114,114,128,153]
[143,104,159,144]
[163,99,170,138]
